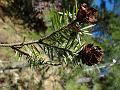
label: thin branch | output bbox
[0,63,29,74]
[0,26,67,47]
[11,46,30,56]
[0,24,94,47]
[0,61,61,74]
[0,40,39,47]
[43,61,61,66]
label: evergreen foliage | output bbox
[0,1,102,68]
[1,0,120,90]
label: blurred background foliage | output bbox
[0,0,120,90]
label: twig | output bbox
[0,61,61,74]
[0,63,29,74]
[11,46,30,56]
[0,40,39,47]
[0,24,94,47]
[0,26,67,47]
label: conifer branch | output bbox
[0,26,67,47]
[0,24,94,47]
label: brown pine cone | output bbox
[76,3,98,24]
[79,44,103,66]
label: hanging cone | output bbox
[76,3,98,24]
[79,44,103,66]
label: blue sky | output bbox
[94,0,114,11]
[92,0,115,42]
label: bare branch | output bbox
[0,61,61,74]
[0,63,29,74]
[0,40,39,47]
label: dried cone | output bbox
[76,3,98,24]
[79,44,103,66]
[68,22,81,32]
